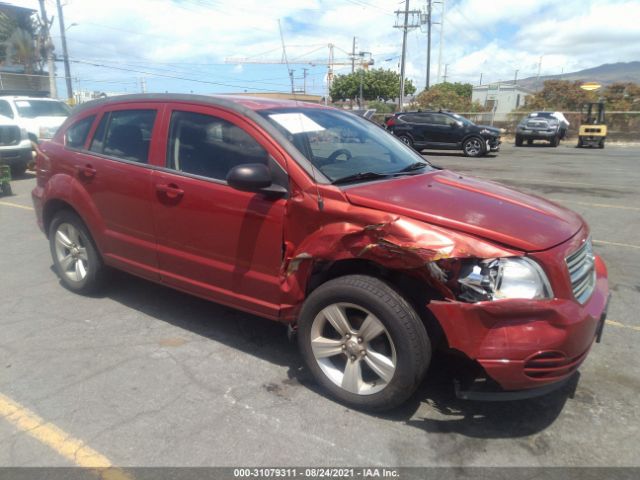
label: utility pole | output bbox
[38,0,57,98]
[479,72,483,86]
[436,0,445,84]
[536,56,543,80]
[288,69,295,94]
[514,69,519,85]
[394,1,421,110]
[302,68,308,94]
[426,0,432,90]
[442,63,449,83]
[351,36,357,73]
[56,0,73,101]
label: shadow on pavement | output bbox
[102,269,572,439]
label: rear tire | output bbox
[527,139,533,146]
[515,135,523,147]
[49,210,105,294]
[577,137,583,148]
[462,136,485,157]
[298,275,431,411]
[598,138,605,149]
[0,182,11,196]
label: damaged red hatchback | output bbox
[32,94,609,410]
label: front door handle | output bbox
[75,164,96,179]
[156,183,184,200]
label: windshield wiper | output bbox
[331,171,390,185]
[396,161,428,173]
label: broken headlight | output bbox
[456,257,553,303]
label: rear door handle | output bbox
[75,164,96,179]
[156,183,184,200]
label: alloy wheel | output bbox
[464,138,482,156]
[310,302,397,395]
[54,222,89,282]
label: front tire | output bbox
[515,135,523,146]
[397,134,415,150]
[298,275,431,411]
[550,135,560,147]
[462,136,485,157]
[598,138,605,149]
[49,210,105,294]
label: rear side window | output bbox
[167,110,268,181]
[65,115,96,149]
[91,109,157,163]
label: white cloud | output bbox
[5,0,639,94]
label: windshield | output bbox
[451,113,474,126]
[259,107,433,183]
[15,100,71,118]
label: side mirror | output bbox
[226,163,287,197]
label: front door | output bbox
[150,105,288,319]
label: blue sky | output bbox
[7,0,640,98]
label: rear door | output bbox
[150,104,288,318]
[75,103,162,280]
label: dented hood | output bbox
[344,170,583,252]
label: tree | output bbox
[523,80,597,111]
[602,82,640,111]
[416,82,481,112]
[330,68,415,103]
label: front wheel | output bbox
[397,134,414,150]
[462,136,485,157]
[515,135,523,146]
[298,275,431,411]
[49,210,106,294]
[598,138,605,149]
[550,135,560,147]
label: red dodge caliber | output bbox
[32,94,609,410]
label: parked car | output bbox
[0,96,71,144]
[516,111,570,147]
[385,110,501,157]
[0,114,32,176]
[32,94,609,411]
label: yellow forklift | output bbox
[577,102,606,148]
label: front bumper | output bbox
[428,254,609,394]
[0,145,32,168]
[485,137,501,152]
[518,129,558,140]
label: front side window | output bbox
[0,100,14,119]
[259,108,433,183]
[167,110,268,181]
[14,100,70,118]
[93,109,157,163]
[65,115,96,149]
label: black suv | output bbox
[385,111,501,157]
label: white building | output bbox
[472,83,533,121]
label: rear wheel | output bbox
[527,139,534,146]
[49,210,105,294]
[515,135,523,147]
[462,136,485,157]
[598,138,605,149]
[298,275,431,411]
[577,137,584,148]
[0,182,11,196]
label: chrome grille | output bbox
[566,238,596,304]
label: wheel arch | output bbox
[305,258,448,347]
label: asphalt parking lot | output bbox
[1,142,639,468]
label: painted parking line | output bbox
[478,175,634,190]
[0,392,131,479]
[0,200,34,211]
[606,320,640,332]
